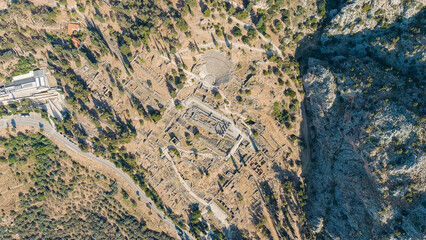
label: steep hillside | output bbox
[0,0,424,239]
[0,0,321,238]
[299,0,425,239]
[0,131,172,239]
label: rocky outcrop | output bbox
[322,2,425,79]
[301,1,425,239]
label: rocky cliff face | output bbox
[301,1,425,239]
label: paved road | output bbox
[0,114,194,240]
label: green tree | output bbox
[203,8,211,17]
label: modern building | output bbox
[71,37,81,48]
[68,23,80,36]
[0,69,66,119]
[0,69,50,102]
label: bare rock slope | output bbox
[301,1,425,239]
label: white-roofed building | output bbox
[0,69,51,102]
[0,69,66,119]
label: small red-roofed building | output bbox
[68,23,79,36]
[71,37,81,48]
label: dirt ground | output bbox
[0,0,320,237]
[0,127,177,238]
